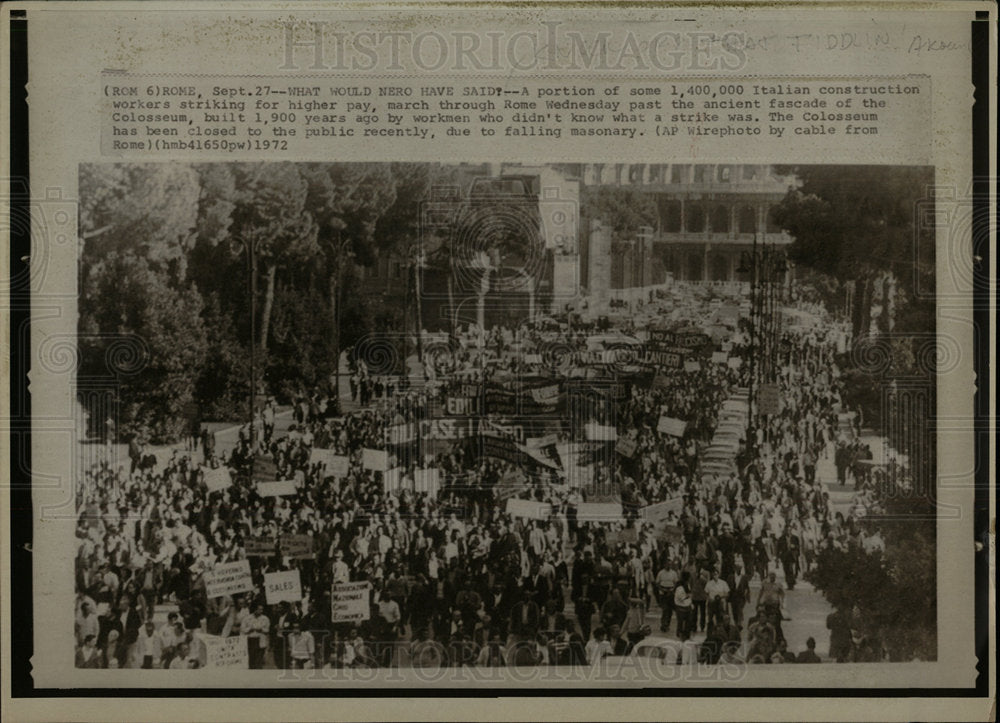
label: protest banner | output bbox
[605,526,638,546]
[387,422,418,446]
[657,416,687,437]
[244,536,277,557]
[278,533,314,559]
[505,498,552,520]
[529,383,560,406]
[585,422,617,442]
[263,569,302,605]
[575,502,623,522]
[446,396,478,415]
[203,466,232,493]
[421,417,476,440]
[203,634,249,669]
[526,433,558,449]
[362,448,389,472]
[651,373,671,390]
[257,479,298,497]
[615,436,638,458]
[640,498,684,526]
[413,468,441,496]
[660,524,685,544]
[331,582,372,623]
[204,559,254,599]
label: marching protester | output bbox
[73,280,887,672]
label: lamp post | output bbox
[737,234,788,446]
[231,231,265,471]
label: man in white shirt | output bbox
[704,569,731,625]
[584,627,612,664]
[330,549,350,584]
[243,604,270,669]
[287,619,315,669]
[137,619,162,668]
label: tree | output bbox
[79,164,207,442]
[79,252,208,442]
[301,163,397,396]
[807,495,936,661]
[227,162,319,351]
[771,165,934,339]
[579,185,658,241]
[79,163,201,282]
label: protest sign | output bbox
[683,360,702,373]
[657,416,687,437]
[204,560,254,599]
[257,479,298,497]
[758,383,781,415]
[244,536,277,557]
[203,466,232,493]
[727,356,743,369]
[711,351,729,364]
[585,422,617,442]
[263,569,302,605]
[615,436,638,458]
[203,634,249,669]
[312,448,350,478]
[605,527,638,545]
[564,464,595,488]
[331,582,372,623]
[384,467,406,493]
[505,498,552,520]
[363,448,388,472]
[278,533,314,559]
[575,502,623,522]
[252,455,278,483]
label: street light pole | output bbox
[232,231,261,478]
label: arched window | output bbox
[685,203,705,232]
[687,253,704,280]
[767,206,782,233]
[738,205,757,234]
[710,253,730,281]
[660,199,682,233]
[711,205,730,233]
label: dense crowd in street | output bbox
[74,282,896,672]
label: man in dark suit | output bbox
[727,563,751,627]
[102,596,142,667]
[508,590,540,645]
[522,563,551,606]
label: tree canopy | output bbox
[78,162,456,443]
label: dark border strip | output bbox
[9,6,35,699]
[969,7,991,699]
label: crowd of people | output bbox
[75,282,895,672]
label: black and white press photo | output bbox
[72,161,940,679]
